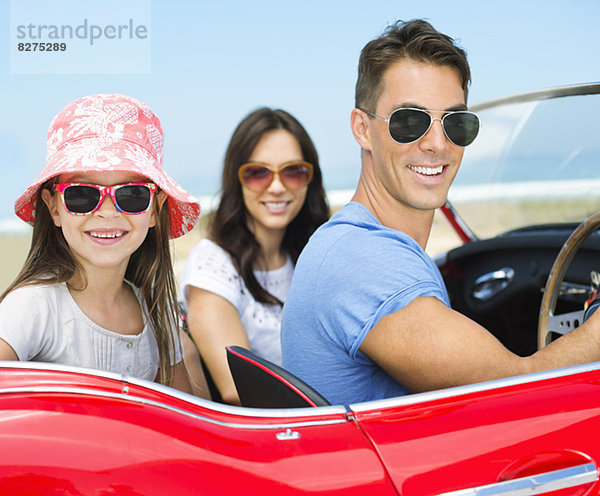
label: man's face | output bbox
[365,58,466,213]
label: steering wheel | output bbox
[538,210,600,349]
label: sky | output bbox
[1,0,599,232]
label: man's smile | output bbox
[407,164,445,176]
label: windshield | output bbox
[429,88,600,254]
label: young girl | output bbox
[180,108,329,404]
[0,93,201,393]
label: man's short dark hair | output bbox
[355,19,472,111]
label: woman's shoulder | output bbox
[189,238,229,258]
[190,238,231,264]
[183,238,239,280]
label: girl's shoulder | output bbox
[2,282,65,303]
[0,283,67,322]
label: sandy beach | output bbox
[1,233,33,293]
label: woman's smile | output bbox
[260,200,292,214]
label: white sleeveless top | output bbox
[179,238,293,366]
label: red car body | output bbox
[1,361,599,495]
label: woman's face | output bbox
[241,129,309,242]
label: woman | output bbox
[180,108,329,404]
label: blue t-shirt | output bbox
[281,202,450,406]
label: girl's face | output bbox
[41,170,162,276]
[241,129,308,243]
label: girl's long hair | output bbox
[211,108,330,306]
[0,181,180,386]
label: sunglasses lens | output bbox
[443,112,480,147]
[114,184,152,213]
[280,163,311,189]
[387,109,480,146]
[63,185,101,214]
[388,109,432,144]
[242,166,274,191]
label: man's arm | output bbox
[360,295,600,393]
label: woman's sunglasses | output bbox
[362,107,480,147]
[52,182,158,215]
[238,161,314,192]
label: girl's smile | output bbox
[86,228,129,244]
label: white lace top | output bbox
[179,238,294,366]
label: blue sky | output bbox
[1,0,599,231]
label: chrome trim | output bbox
[0,361,348,418]
[0,384,347,430]
[472,267,514,301]
[8,361,600,418]
[350,361,600,413]
[558,281,590,297]
[471,82,600,112]
[436,462,597,496]
[276,428,301,440]
[548,310,585,335]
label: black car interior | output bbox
[439,224,600,356]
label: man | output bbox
[281,19,600,406]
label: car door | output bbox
[352,363,600,496]
[0,363,398,495]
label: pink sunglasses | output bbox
[52,182,157,215]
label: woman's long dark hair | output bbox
[0,181,180,386]
[211,108,329,306]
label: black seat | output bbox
[226,346,331,408]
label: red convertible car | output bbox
[1,83,600,495]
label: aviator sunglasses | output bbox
[362,107,480,147]
[238,161,314,192]
[52,182,158,215]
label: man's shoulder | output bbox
[307,202,420,262]
[295,201,442,307]
[328,201,377,228]
[309,203,381,247]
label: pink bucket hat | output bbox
[14,93,201,238]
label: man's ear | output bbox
[149,191,168,228]
[350,108,373,151]
[40,188,62,227]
